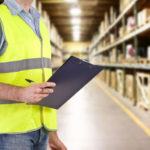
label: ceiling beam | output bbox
[50,16,102,19]
[55,24,99,27]
[46,11,104,17]
[64,37,91,42]
[39,0,117,5]
[50,18,101,24]
[43,4,110,11]
[56,27,97,32]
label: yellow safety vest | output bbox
[0,4,57,133]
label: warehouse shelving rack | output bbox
[89,0,138,52]
[50,40,64,70]
[63,50,89,61]
[51,40,64,52]
[89,0,150,110]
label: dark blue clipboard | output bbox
[35,56,104,109]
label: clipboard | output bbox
[35,56,104,109]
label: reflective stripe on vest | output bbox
[0,58,51,73]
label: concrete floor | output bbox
[54,78,150,150]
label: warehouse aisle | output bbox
[56,78,150,150]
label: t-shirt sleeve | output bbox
[0,19,7,56]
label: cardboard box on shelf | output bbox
[42,11,51,34]
[138,8,150,26]
[110,48,116,63]
[138,11,143,27]
[126,74,135,100]
[110,6,114,24]
[102,55,109,64]
[99,21,105,35]
[110,6,117,24]
[111,71,116,89]
[104,12,109,30]
[110,34,115,44]
[119,0,133,13]
[37,1,42,14]
[106,69,110,85]
[147,46,150,60]
[117,69,124,95]
[94,55,101,65]
[98,70,105,81]
[118,52,124,63]
[119,26,126,38]
[137,72,150,110]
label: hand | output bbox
[49,132,67,150]
[17,82,56,103]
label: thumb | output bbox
[49,143,57,150]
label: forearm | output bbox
[49,131,58,139]
[0,83,21,101]
[49,131,67,150]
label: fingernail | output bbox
[53,83,56,86]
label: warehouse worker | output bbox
[0,0,67,150]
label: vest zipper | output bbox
[40,38,45,128]
[41,39,45,82]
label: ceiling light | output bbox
[71,18,81,24]
[70,8,81,16]
[73,31,80,41]
[73,31,80,36]
[73,26,80,31]
[65,0,78,3]
[73,36,80,41]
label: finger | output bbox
[40,88,54,94]
[38,94,49,99]
[60,145,67,150]
[38,82,56,88]
[30,94,49,103]
[49,144,57,150]
[35,88,54,94]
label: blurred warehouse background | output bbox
[1,0,150,150]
